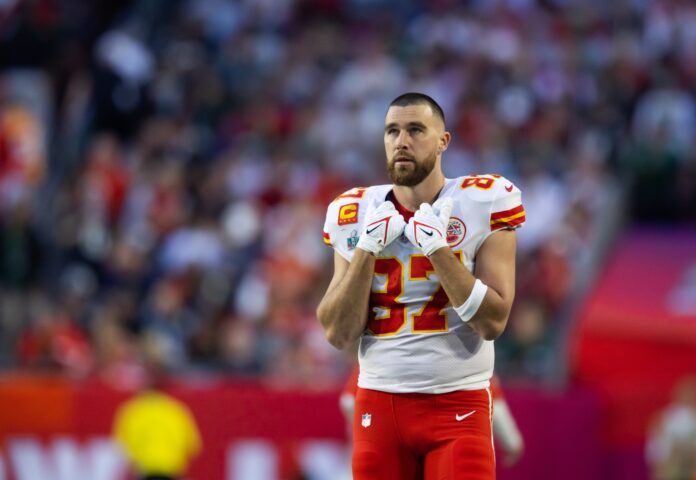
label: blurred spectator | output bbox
[0,200,41,288]
[17,298,93,377]
[91,295,147,389]
[139,277,199,369]
[646,376,696,480]
[0,102,45,212]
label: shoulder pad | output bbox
[323,185,391,253]
[449,174,525,232]
[453,174,521,202]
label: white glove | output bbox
[356,200,406,255]
[404,198,453,256]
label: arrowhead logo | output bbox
[505,184,513,192]
[446,217,466,247]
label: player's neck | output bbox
[392,168,445,211]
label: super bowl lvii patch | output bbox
[347,230,359,250]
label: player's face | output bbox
[384,104,446,186]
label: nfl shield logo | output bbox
[361,413,372,428]
[347,229,359,250]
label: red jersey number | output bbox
[460,174,499,190]
[367,257,406,335]
[367,252,462,336]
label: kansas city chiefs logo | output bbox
[446,218,466,247]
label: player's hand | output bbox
[404,198,453,256]
[356,200,406,255]
[503,443,524,467]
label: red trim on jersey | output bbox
[491,214,526,231]
[490,204,525,221]
[386,191,415,222]
[490,204,526,231]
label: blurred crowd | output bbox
[0,0,695,386]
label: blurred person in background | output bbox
[489,376,524,467]
[112,351,202,480]
[17,294,93,377]
[646,376,696,480]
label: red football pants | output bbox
[352,387,495,480]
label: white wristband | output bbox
[454,279,488,323]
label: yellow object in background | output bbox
[113,390,202,478]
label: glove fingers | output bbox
[404,217,416,243]
[371,200,396,219]
[385,214,406,245]
[437,198,453,226]
[380,200,395,211]
[393,213,406,233]
[418,203,434,216]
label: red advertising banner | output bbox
[0,375,607,480]
[0,376,348,480]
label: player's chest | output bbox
[372,246,477,303]
[379,205,485,266]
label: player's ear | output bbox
[439,131,451,153]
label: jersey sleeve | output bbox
[488,178,525,233]
[322,187,366,261]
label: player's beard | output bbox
[387,151,437,187]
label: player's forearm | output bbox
[317,249,375,349]
[429,248,510,340]
[492,399,524,454]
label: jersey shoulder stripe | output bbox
[490,204,526,231]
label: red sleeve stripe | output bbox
[490,204,525,221]
[490,209,525,225]
[322,231,331,245]
[490,215,525,231]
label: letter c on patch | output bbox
[338,203,359,225]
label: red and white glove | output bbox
[404,198,453,256]
[356,200,406,255]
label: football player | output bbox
[317,92,525,479]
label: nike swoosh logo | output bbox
[505,184,513,192]
[418,228,434,237]
[366,225,380,234]
[455,411,476,421]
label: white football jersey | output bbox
[322,174,525,393]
